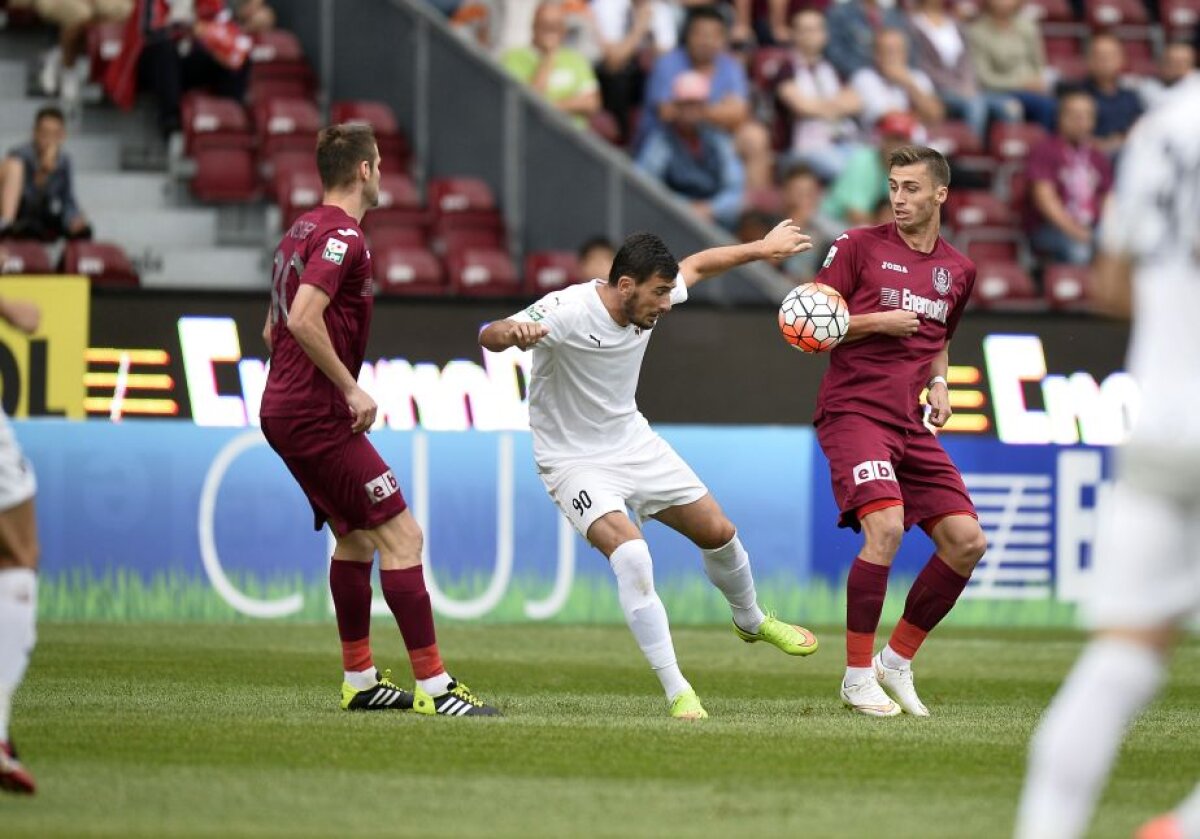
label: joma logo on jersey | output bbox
[881,261,909,273]
[364,470,400,504]
[852,460,898,486]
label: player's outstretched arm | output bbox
[0,295,40,336]
[678,219,811,287]
[287,284,376,433]
[478,319,550,352]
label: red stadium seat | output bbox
[961,228,1025,263]
[1160,0,1200,37]
[330,100,411,172]
[523,250,579,295]
[182,94,258,202]
[362,211,427,241]
[374,246,446,296]
[182,93,253,153]
[946,191,1016,229]
[255,97,322,158]
[1044,35,1088,81]
[367,226,429,249]
[1087,0,1150,26]
[86,21,124,83]
[366,176,428,233]
[1121,36,1159,77]
[1026,0,1077,23]
[1043,263,1093,311]
[428,177,496,215]
[447,248,519,296]
[192,146,260,202]
[971,261,1044,311]
[440,226,506,252]
[62,241,138,288]
[989,123,1048,162]
[927,120,983,157]
[0,242,52,274]
[274,162,322,228]
[247,30,315,104]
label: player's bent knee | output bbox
[694,517,736,551]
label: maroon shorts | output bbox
[261,414,407,537]
[816,412,975,533]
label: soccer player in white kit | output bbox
[0,293,43,795]
[1015,75,1200,839]
[480,222,820,719]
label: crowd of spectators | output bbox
[440,0,1199,285]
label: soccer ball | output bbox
[778,283,850,353]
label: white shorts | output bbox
[1084,479,1200,629]
[0,412,35,512]
[540,434,708,539]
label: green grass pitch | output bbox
[4,623,1198,838]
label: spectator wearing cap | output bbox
[850,27,944,130]
[907,0,1020,141]
[636,70,746,228]
[774,9,863,181]
[1138,41,1197,110]
[821,111,918,228]
[0,105,92,242]
[1082,32,1143,156]
[640,5,774,190]
[1025,87,1112,265]
[824,0,908,80]
[967,0,1057,130]
[503,1,602,127]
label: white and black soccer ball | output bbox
[778,283,850,353]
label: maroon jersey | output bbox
[813,223,975,431]
[260,205,374,419]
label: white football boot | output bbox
[840,673,901,717]
[873,652,930,717]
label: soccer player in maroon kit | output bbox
[811,145,986,717]
[259,124,497,717]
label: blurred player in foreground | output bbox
[260,124,497,717]
[811,145,984,717]
[0,294,43,794]
[1016,76,1200,839]
[480,222,819,720]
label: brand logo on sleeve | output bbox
[852,460,898,485]
[322,238,349,265]
[364,470,400,504]
[336,228,360,238]
[822,245,839,268]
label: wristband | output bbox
[927,376,947,389]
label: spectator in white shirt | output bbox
[850,27,944,130]
[1138,40,1197,110]
[593,0,679,141]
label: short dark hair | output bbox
[888,145,951,188]
[316,123,377,191]
[34,105,65,127]
[609,233,679,286]
[781,163,819,184]
[682,5,728,41]
[577,235,615,261]
[1057,83,1094,104]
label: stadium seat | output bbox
[1044,35,1088,82]
[0,241,52,274]
[1043,263,1093,311]
[247,30,315,104]
[255,97,322,158]
[927,120,984,158]
[971,261,1045,311]
[274,161,322,228]
[1087,0,1150,27]
[1026,0,1078,23]
[1160,0,1200,38]
[182,93,258,202]
[440,226,506,253]
[523,250,579,295]
[362,212,427,242]
[330,100,411,172]
[368,174,426,230]
[961,228,1025,263]
[374,245,446,296]
[946,190,1015,230]
[1121,36,1159,77]
[367,226,429,249]
[988,122,1048,163]
[62,241,138,288]
[428,177,496,215]
[446,248,519,296]
[86,21,124,83]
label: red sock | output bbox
[845,558,891,667]
[380,566,445,680]
[329,558,374,672]
[890,554,970,660]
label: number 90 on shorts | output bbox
[543,467,628,538]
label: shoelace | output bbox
[448,682,484,707]
[376,669,403,691]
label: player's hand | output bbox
[877,310,920,337]
[926,381,952,427]
[509,321,550,350]
[345,385,377,434]
[761,219,812,261]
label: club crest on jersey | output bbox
[932,266,953,296]
[322,238,349,265]
[364,470,399,504]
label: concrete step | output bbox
[75,172,175,211]
[135,246,269,291]
[0,98,42,135]
[0,61,26,98]
[90,207,218,248]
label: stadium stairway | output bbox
[0,25,268,289]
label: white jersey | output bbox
[1099,76,1200,490]
[509,276,688,471]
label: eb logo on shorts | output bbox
[853,460,897,485]
[364,470,400,504]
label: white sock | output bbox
[700,533,766,634]
[344,667,378,691]
[881,644,910,670]
[0,568,38,744]
[611,539,691,701]
[417,672,452,696]
[1015,637,1165,839]
[843,666,873,685]
[1174,782,1200,836]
